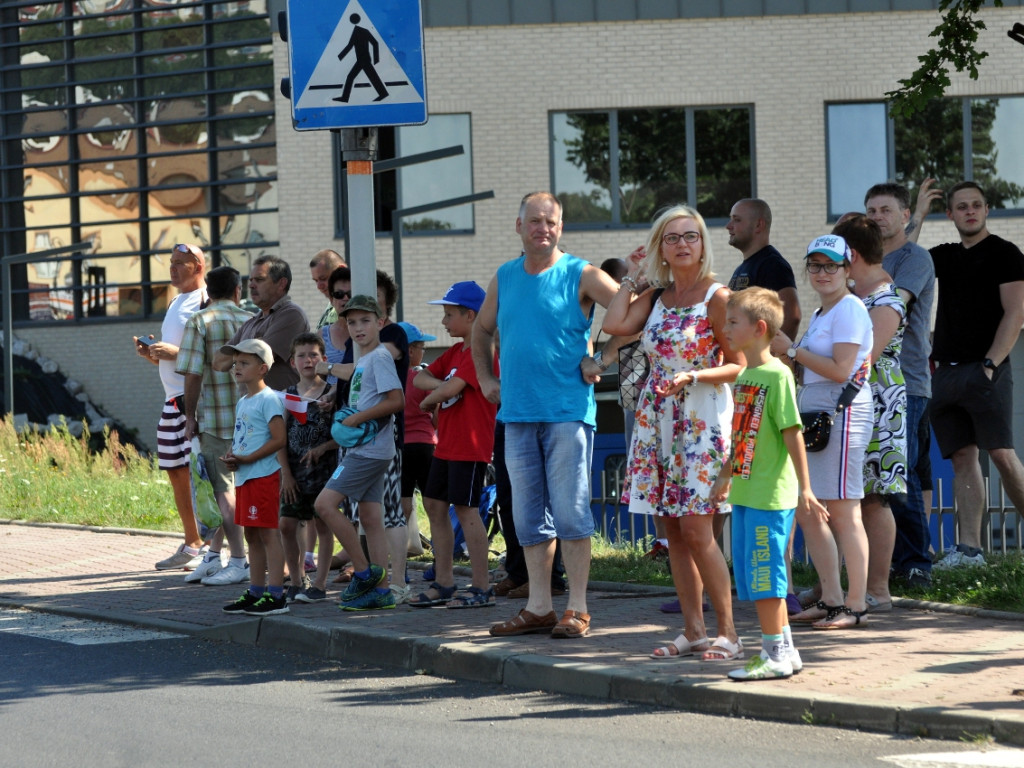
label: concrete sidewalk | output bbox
[3,521,1023,746]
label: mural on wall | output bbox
[15,0,278,321]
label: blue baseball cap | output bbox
[397,321,436,344]
[806,234,851,263]
[428,281,486,313]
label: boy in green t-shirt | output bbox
[711,288,826,680]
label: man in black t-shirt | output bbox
[726,198,801,339]
[930,181,1024,570]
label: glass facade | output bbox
[827,97,1024,218]
[1,0,277,323]
[551,106,753,227]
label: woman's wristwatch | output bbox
[786,345,799,360]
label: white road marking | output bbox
[0,608,179,645]
[882,750,1024,767]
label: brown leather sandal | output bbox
[551,609,591,638]
[489,609,558,637]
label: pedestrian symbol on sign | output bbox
[296,0,422,112]
[336,13,389,103]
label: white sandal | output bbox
[649,634,710,660]
[702,636,744,662]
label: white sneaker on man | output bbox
[934,547,986,570]
[185,556,223,583]
[201,562,249,585]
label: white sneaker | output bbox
[728,654,793,681]
[788,646,803,674]
[185,556,223,583]
[155,543,206,571]
[390,584,412,605]
[201,562,250,585]
[934,547,986,571]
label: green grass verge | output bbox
[2,417,1021,612]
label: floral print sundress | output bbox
[622,282,732,517]
[861,282,908,496]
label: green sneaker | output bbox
[339,564,386,603]
[340,588,396,612]
[728,654,793,681]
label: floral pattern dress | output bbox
[862,283,907,496]
[622,283,732,517]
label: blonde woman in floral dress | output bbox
[604,204,744,662]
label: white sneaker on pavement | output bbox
[155,543,205,571]
[201,561,250,585]
[185,556,223,583]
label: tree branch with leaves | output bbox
[887,1,1008,119]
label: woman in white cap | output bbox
[770,234,873,629]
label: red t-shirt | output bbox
[404,369,437,446]
[426,343,497,462]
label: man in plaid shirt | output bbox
[176,265,254,586]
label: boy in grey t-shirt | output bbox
[314,295,405,611]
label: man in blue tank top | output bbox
[473,192,619,639]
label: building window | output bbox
[2,1,278,324]
[550,106,753,227]
[826,97,1024,218]
[333,113,475,236]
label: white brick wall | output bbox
[276,7,1024,343]
[28,8,1024,448]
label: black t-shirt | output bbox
[930,233,1024,362]
[728,245,797,293]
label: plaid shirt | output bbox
[176,300,253,439]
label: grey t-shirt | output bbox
[348,345,401,460]
[883,241,935,398]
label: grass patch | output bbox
[0,417,181,531]
[2,415,1022,612]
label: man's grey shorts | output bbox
[199,433,233,494]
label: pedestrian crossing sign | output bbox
[285,0,427,130]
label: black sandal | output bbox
[791,600,843,624]
[814,605,869,631]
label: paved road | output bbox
[3,609,1019,768]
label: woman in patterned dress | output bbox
[604,204,745,662]
[843,214,907,611]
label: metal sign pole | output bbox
[340,128,378,358]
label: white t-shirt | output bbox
[799,293,873,385]
[159,287,206,399]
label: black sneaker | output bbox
[904,567,932,589]
[243,592,289,615]
[223,591,261,614]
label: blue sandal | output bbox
[408,581,457,608]
[446,586,495,609]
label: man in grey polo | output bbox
[865,182,935,588]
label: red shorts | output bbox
[235,472,281,528]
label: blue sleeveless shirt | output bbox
[496,253,595,426]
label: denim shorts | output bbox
[504,421,595,547]
[730,504,794,602]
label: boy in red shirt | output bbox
[411,281,497,608]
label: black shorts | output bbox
[401,442,435,497]
[424,457,487,508]
[931,360,1015,458]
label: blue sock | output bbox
[268,585,283,598]
[375,587,390,595]
[248,585,263,597]
[354,566,372,581]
